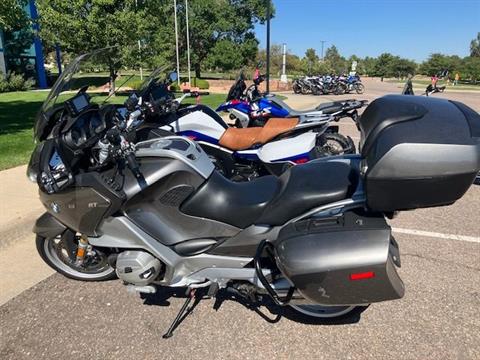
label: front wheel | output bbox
[335,83,346,95]
[293,83,301,94]
[355,83,365,94]
[36,233,116,281]
[312,86,321,95]
[316,133,356,156]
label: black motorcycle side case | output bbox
[359,95,480,212]
[274,210,404,305]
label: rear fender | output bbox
[326,125,339,133]
[33,212,67,239]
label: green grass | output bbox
[0,91,48,170]
[387,78,480,91]
[0,91,227,171]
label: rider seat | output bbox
[181,160,357,228]
[218,118,299,151]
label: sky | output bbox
[254,0,480,62]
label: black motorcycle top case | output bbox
[274,210,404,305]
[358,95,480,212]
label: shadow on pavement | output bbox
[140,286,368,327]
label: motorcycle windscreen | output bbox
[274,210,404,305]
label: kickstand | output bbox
[162,288,197,339]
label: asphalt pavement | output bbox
[0,79,479,359]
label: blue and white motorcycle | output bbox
[134,71,356,181]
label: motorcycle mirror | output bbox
[169,71,178,82]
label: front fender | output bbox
[33,212,67,239]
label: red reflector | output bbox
[349,271,375,281]
[294,158,308,164]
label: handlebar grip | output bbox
[125,152,141,178]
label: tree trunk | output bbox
[194,63,201,79]
[109,65,117,96]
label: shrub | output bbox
[0,72,35,93]
[128,79,144,91]
[0,76,9,93]
[170,77,210,92]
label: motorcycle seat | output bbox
[181,160,356,228]
[270,97,356,117]
[218,118,299,150]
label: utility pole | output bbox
[135,0,143,79]
[266,0,271,93]
[174,0,180,85]
[320,40,326,61]
[280,43,287,83]
[185,0,192,86]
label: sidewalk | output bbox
[0,165,53,305]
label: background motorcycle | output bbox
[28,50,480,339]
[344,75,365,94]
[136,81,353,181]
[217,71,367,127]
[425,83,446,96]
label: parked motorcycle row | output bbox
[28,49,480,338]
[293,74,365,95]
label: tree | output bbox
[362,56,378,76]
[37,0,150,93]
[419,53,462,77]
[205,37,258,72]
[390,57,417,79]
[176,0,274,77]
[0,0,29,31]
[462,56,480,82]
[302,48,319,75]
[470,32,480,57]
[373,53,396,78]
[324,45,347,73]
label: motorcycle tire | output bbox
[293,84,301,94]
[36,233,116,281]
[335,83,346,95]
[300,87,309,95]
[286,304,368,321]
[317,133,356,156]
[355,83,365,94]
[312,87,321,96]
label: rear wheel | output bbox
[355,83,365,94]
[289,304,360,319]
[293,83,301,94]
[36,232,116,281]
[316,133,356,156]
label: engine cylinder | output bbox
[115,251,163,286]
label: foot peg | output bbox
[126,285,157,294]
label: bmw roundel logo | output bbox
[50,202,60,213]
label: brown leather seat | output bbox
[218,118,299,151]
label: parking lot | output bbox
[1,79,479,360]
